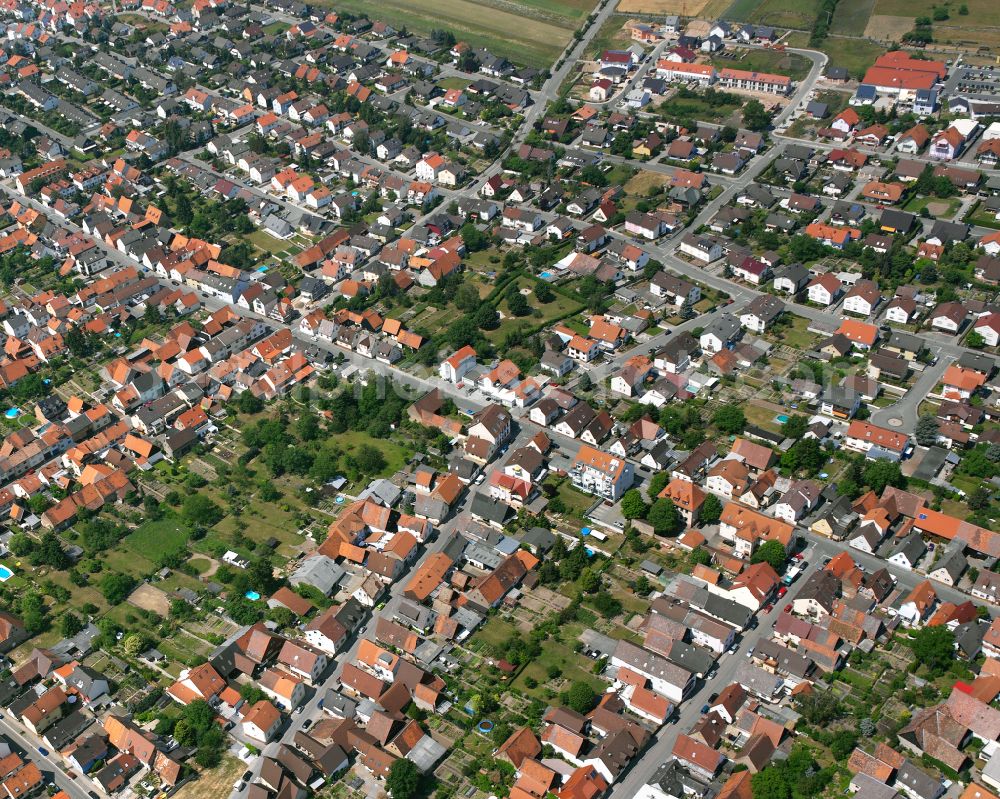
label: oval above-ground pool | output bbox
[477,720,494,733]
[244,590,261,601]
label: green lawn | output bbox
[246,229,292,255]
[331,430,411,477]
[188,557,212,574]
[476,617,518,648]
[488,278,585,343]
[964,201,1000,231]
[125,518,192,562]
[103,547,156,580]
[903,195,961,218]
[549,476,598,521]
[742,403,785,433]
[509,639,605,699]
[713,49,812,82]
[658,93,742,126]
[438,77,471,91]
[771,313,819,350]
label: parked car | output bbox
[777,586,788,598]
[784,603,792,613]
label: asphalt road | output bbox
[869,354,952,432]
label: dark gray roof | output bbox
[890,533,926,566]
[469,491,512,525]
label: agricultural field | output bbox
[617,0,731,17]
[830,0,877,35]
[723,0,766,21]
[863,0,999,46]
[872,0,988,18]
[786,31,883,77]
[320,0,597,67]
[748,0,822,29]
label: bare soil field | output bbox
[864,13,914,40]
[127,583,172,615]
[617,0,712,14]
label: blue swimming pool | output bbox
[775,414,789,424]
[0,565,13,581]
[4,408,19,419]
[245,591,261,601]
[539,270,554,279]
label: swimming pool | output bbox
[775,414,789,424]
[0,565,13,581]
[4,408,19,419]
[539,270,554,279]
[244,590,261,601]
